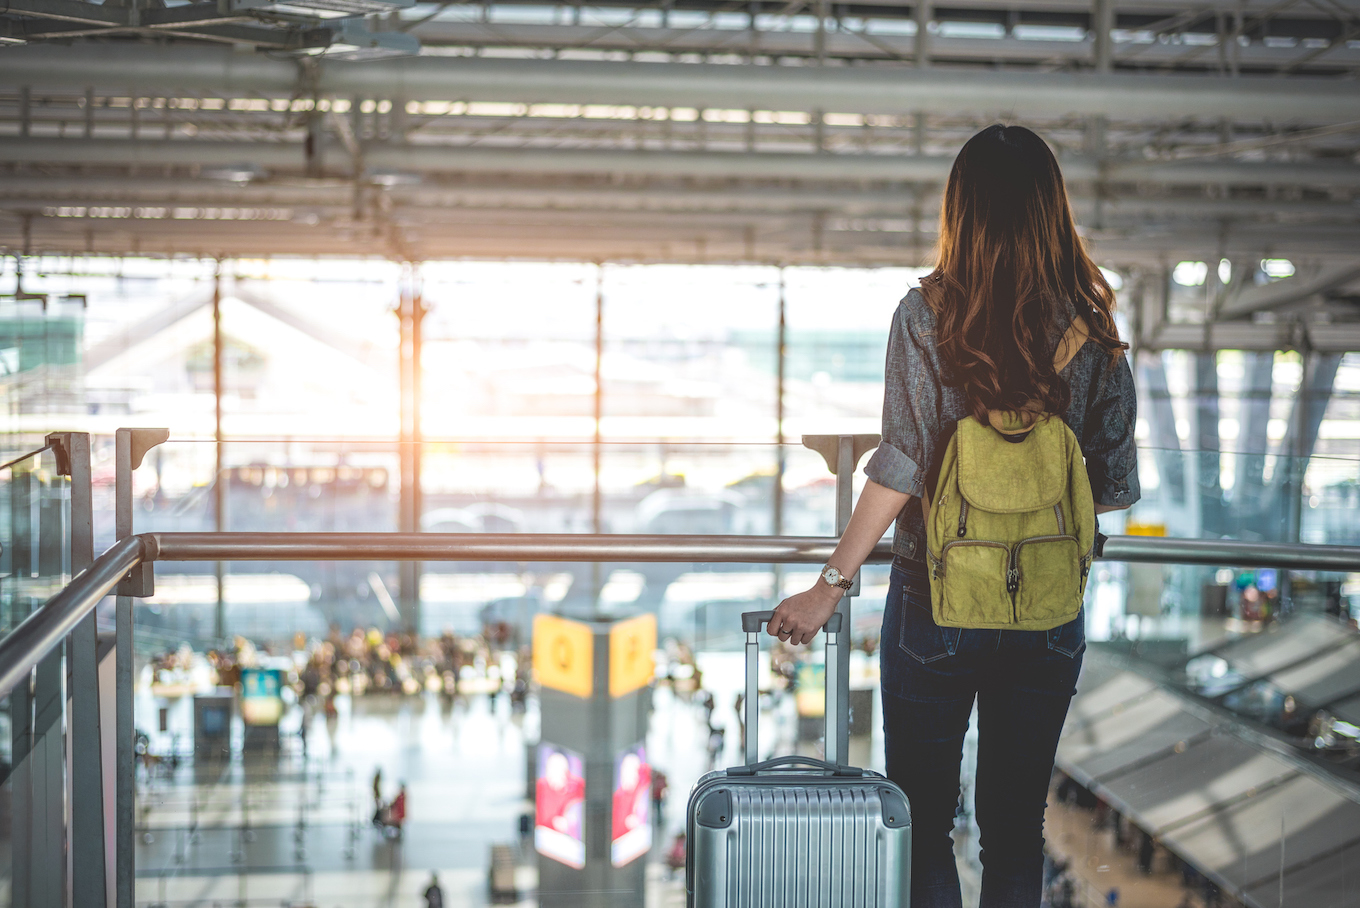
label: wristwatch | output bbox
[820,564,854,590]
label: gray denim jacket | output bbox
[864,288,1141,564]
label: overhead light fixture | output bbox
[303,18,419,60]
[202,163,270,183]
[233,0,414,20]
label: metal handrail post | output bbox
[113,427,166,908]
[802,434,880,771]
[51,433,108,907]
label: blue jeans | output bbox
[880,560,1084,908]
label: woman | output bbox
[769,124,1138,907]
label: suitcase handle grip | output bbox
[739,610,845,766]
[727,755,863,777]
[740,610,843,634]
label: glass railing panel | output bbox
[126,553,889,906]
[0,444,72,908]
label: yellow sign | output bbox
[1125,522,1167,537]
[533,614,594,698]
[609,614,656,699]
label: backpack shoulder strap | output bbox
[1053,315,1090,374]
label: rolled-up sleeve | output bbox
[1082,352,1141,508]
[865,298,940,500]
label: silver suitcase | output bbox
[685,610,911,907]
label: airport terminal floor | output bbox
[122,622,1323,908]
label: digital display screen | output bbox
[536,743,586,868]
[611,742,652,867]
[240,668,284,726]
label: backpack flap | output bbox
[955,416,1066,513]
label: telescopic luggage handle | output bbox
[740,610,844,767]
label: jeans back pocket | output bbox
[897,574,959,664]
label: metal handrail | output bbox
[143,531,1360,571]
[2,530,1359,700]
[0,536,145,696]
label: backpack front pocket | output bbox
[935,540,1012,627]
[1013,535,1082,627]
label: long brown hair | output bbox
[921,124,1126,424]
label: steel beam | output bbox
[5,177,1360,227]
[1218,262,1360,320]
[2,137,1359,191]
[2,0,121,27]
[1,46,1358,122]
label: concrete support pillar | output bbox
[533,613,656,907]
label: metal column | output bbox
[914,0,931,67]
[1092,0,1114,72]
[592,265,604,535]
[1234,351,1275,530]
[591,266,605,604]
[1193,352,1223,536]
[773,269,786,537]
[1140,352,1187,504]
[397,267,425,632]
[213,264,226,641]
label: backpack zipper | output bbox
[1053,504,1065,535]
[1006,549,1020,622]
[958,499,969,537]
[939,540,1008,595]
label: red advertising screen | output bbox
[611,743,652,867]
[536,743,586,869]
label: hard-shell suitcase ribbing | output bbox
[685,610,911,907]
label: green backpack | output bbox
[923,317,1097,631]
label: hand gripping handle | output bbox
[739,610,844,767]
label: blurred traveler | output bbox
[650,769,669,826]
[733,693,747,755]
[423,872,444,908]
[665,832,686,880]
[389,784,407,838]
[705,725,725,769]
[768,124,1138,908]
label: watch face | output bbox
[823,566,842,585]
